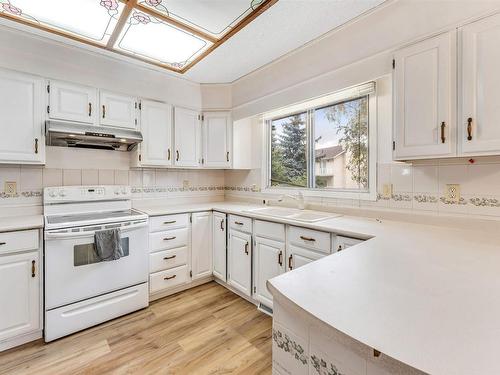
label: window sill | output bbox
[262,187,377,201]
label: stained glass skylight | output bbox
[137,0,265,38]
[114,10,213,70]
[0,0,277,73]
[0,0,125,44]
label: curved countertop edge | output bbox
[0,215,44,233]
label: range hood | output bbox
[46,121,142,151]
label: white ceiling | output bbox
[185,0,387,83]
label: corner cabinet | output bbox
[174,107,202,167]
[202,112,232,168]
[459,13,500,155]
[191,212,213,280]
[0,69,44,164]
[138,100,173,167]
[393,31,456,160]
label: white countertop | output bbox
[135,200,500,374]
[0,215,44,232]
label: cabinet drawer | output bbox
[150,247,188,273]
[150,214,189,232]
[0,230,39,255]
[150,265,189,293]
[254,220,285,241]
[288,226,330,254]
[228,215,252,233]
[150,228,188,252]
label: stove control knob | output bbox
[58,190,66,197]
[114,189,120,195]
[49,190,57,198]
[121,188,127,195]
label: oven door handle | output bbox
[45,221,148,239]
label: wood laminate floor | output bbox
[0,282,272,375]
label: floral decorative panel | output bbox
[138,0,265,38]
[0,0,124,44]
[114,9,213,70]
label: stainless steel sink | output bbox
[244,207,341,222]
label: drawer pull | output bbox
[300,236,316,242]
[163,236,176,241]
[0,242,6,246]
[220,219,224,231]
[234,221,244,226]
[163,220,176,225]
[31,260,36,278]
[278,250,283,266]
[164,275,176,280]
[245,242,249,255]
[288,255,293,270]
[164,255,177,260]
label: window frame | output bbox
[262,82,378,201]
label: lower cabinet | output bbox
[212,211,227,281]
[254,236,285,308]
[228,229,252,296]
[334,235,364,253]
[287,244,325,271]
[191,212,213,280]
[0,229,42,351]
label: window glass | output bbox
[314,96,368,190]
[270,113,307,188]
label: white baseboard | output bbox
[0,330,42,353]
[149,276,214,301]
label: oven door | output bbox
[45,220,149,310]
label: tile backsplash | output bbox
[0,166,225,206]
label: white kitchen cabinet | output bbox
[228,229,252,296]
[254,236,285,308]
[48,80,96,124]
[393,31,456,160]
[212,211,227,281]
[203,111,232,168]
[333,236,364,253]
[0,250,40,345]
[139,100,173,166]
[174,107,202,167]
[287,244,324,271]
[460,13,500,155]
[0,69,44,164]
[99,90,137,129]
[191,212,213,280]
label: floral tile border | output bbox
[272,328,308,365]
[0,190,42,199]
[310,354,346,375]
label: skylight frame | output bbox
[0,0,279,74]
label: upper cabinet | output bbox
[203,112,232,168]
[139,100,173,167]
[460,13,500,155]
[48,80,96,124]
[99,91,137,129]
[0,69,44,164]
[174,107,202,167]
[393,31,456,160]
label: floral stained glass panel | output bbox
[0,0,124,44]
[138,0,265,38]
[114,10,212,70]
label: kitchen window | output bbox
[265,82,377,200]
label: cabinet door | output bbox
[288,245,324,271]
[0,69,44,163]
[228,230,252,296]
[393,32,456,159]
[460,13,500,155]
[49,80,96,124]
[254,237,285,307]
[212,212,227,281]
[0,252,40,341]
[140,100,172,166]
[334,236,363,253]
[100,90,137,129]
[191,212,213,280]
[174,107,201,167]
[203,111,232,168]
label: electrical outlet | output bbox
[382,184,393,199]
[183,180,190,189]
[4,181,17,196]
[445,184,461,203]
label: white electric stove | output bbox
[43,186,149,342]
